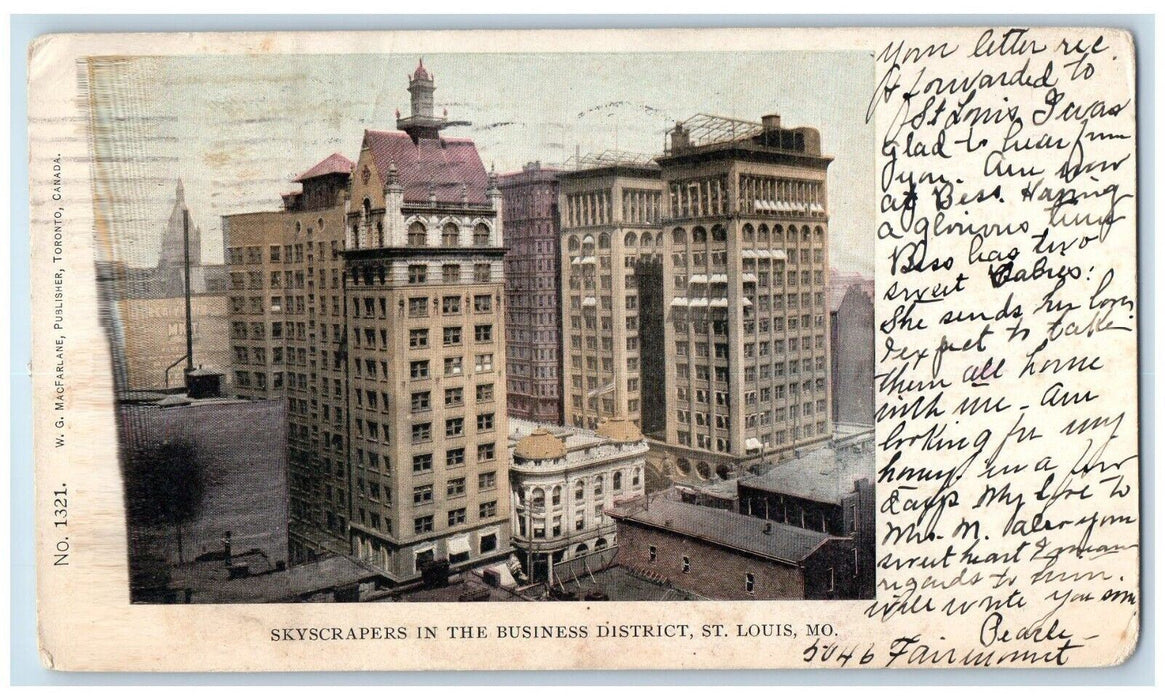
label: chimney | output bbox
[762,114,782,131]
[669,122,690,152]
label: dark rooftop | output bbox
[608,494,833,565]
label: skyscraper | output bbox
[653,114,833,482]
[225,60,512,584]
[558,155,664,431]
[499,163,564,424]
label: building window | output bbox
[443,264,461,283]
[445,417,464,438]
[414,515,434,534]
[410,360,430,379]
[648,545,657,562]
[445,387,464,407]
[478,471,496,490]
[474,324,493,342]
[477,443,496,462]
[442,296,461,314]
[408,264,427,284]
[411,391,430,412]
[413,484,434,505]
[411,422,432,443]
[473,294,492,313]
[479,501,497,518]
[412,453,433,473]
[476,384,494,403]
[408,222,427,247]
[408,297,428,318]
[443,326,462,346]
[448,508,466,527]
[409,328,429,348]
[473,223,490,246]
[745,573,755,594]
[446,448,465,467]
[444,356,463,376]
[682,555,690,573]
[477,413,494,431]
[475,354,493,372]
[447,478,466,497]
[474,263,491,282]
[480,532,498,552]
[442,222,460,246]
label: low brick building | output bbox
[609,493,859,600]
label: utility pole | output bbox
[182,207,194,377]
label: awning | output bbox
[570,256,581,265]
[447,535,471,556]
[743,250,758,258]
[771,250,787,261]
[582,296,597,307]
[709,298,729,308]
[670,297,690,307]
[745,437,763,451]
[709,273,728,284]
[742,273,758,283]
[688,298,709,308]
[580,256,597,265]
[688,274,708,284]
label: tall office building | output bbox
[558,155,664,431]
[499,163,564,424]
[654,114,833,482]
[225,60,512,584]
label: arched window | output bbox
[642,232,654,247]
[442,222,459,246]
[676,458,691,475]
[632,468,641,487]
[598,232,611,249]
[594,538,608,550]
[581,234,595,254]
[672,227,686,245]
[696,461,711,480]
[551,485,562,506]
[711,224,727,242]
[407,221,427,247]
[594,475,604,496]
[801,224,811,241]
[567,235,581,252]
[613,471,623,491]
[814,225,824,238]
[531,487,545,509]
[742,224,755,241]
[473,223,490,246]
[716,464,731,480]
[773,224,783,243]
[624,231,637,247]
[692,226,707,243]
[574,479,585,501]
[575,543,590,556]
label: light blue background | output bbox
[9,13,1155,686]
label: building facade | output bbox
[830,284,875,426]
[499,163,564,424]
[653,114,834,483]
[610,493,859,600]
[224,60,512,584]
[508,417,647,584]
[558,159,665,431]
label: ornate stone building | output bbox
[499,163,564,424]
[224,60,512,584]
[508,417,647,584]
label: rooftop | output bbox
[740,445,875,505]
[293,152,354,182]
[608,493,833,565]
[363,129,491,206]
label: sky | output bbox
[88,51,874,275]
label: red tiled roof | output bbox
[293,153,354,182]
[363,130,490,205]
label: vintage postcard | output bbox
[28,26,1139,671]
